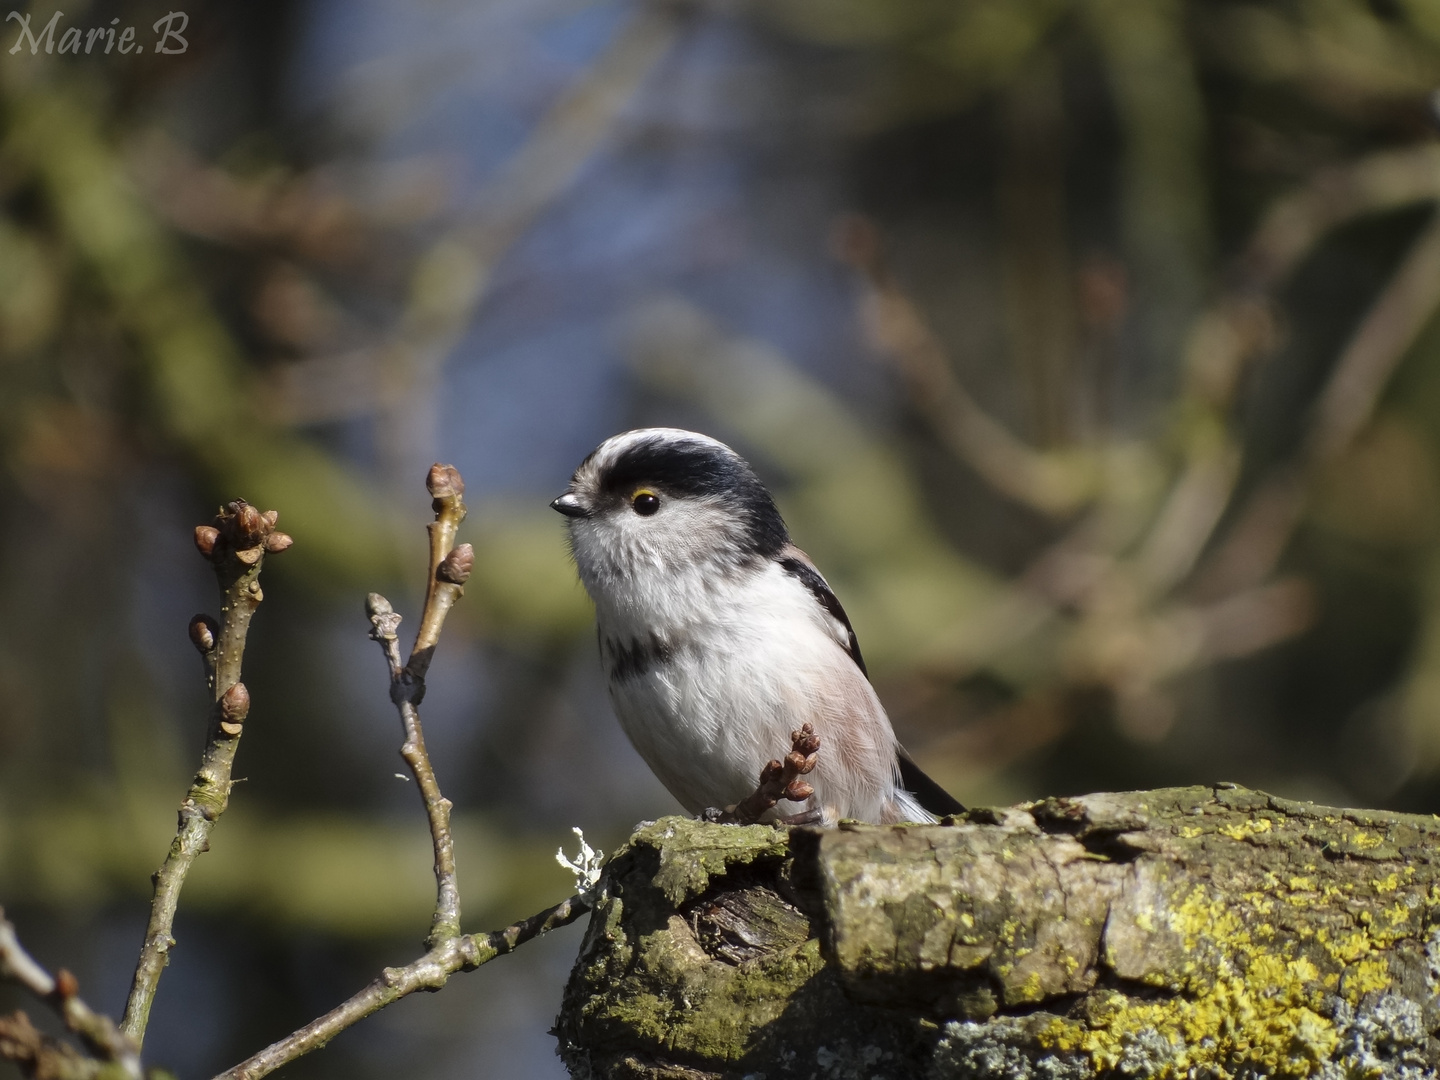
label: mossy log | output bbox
[555,785,1440,1080]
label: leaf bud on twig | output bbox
[264,531,293,553]
[188,614,218,654]
[54,969,78,1001]
[218,682,250,736]
[230,501,266,548]
[436,544,474,585]
[790,723,820,757]
[366,593,403,641]
[194,525,220,559]
[220,682,250,720]
[426,463,465,500]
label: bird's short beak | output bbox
[550,492,589,519]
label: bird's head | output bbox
[552,428,789,588]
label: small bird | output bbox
[552,427,963,825]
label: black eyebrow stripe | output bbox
[593,435,790,559]
[778,557,866,676]
[599,437,747,500]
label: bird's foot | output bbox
[775,808,824,826]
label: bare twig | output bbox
[836,216,1095,517]
[0,1012,91,1080]
[1195,206,1440,599]
[369,464,472,947]
[122,501,291,1045]
[205,461,592,1078]
[976,184,1439,727]
[407,463,470,681]
[726,725,821,825]
[1140,156,1440,604]
[881,151,1440,759]
[1,909,141,1078]
[367,592,461,946]
[210,894,589,1080]
[1306,210,1440,466]
[1239,145,1440,294]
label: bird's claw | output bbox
[776,808,824,826]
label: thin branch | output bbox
[210,894,590,1080]
[1,908,142,1078]
[1306,209,1440,465]
[407,463,470,681]
[398,691,461,947]
[1137,152,1440,603]
[911,155,1440,714]
[370,464,473,947]
[367,595,462,947]
[1239,144,1440,294]
[1195,205,1440,599]
[121,501,292,1046]
[0,1013,99,1080]
[724,725,821,825]
[1131,444,1241,596]
[206,460,589,1079]
[835,215,1095,517]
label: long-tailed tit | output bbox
[553,428,963,825]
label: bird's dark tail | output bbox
[897,747,965,816]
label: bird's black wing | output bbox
[779,547,966,817]
[778,550,867,675]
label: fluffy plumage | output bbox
[554,427,963,825]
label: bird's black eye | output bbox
[632,490,660,516]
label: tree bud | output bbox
[220,682,250,727]
[426,463,465,500]
[231,502,265,547]
[783,780,814,802]
[437,544,474,585]
[55,969,78,1000]
[188,614,218,653]
[194,525,220,558]
[366,593,402,641]
[790,724,821,756]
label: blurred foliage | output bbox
[5,0,1440,1076]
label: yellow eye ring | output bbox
[631,489,660,516]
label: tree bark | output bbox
[555,785,1440,1079]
